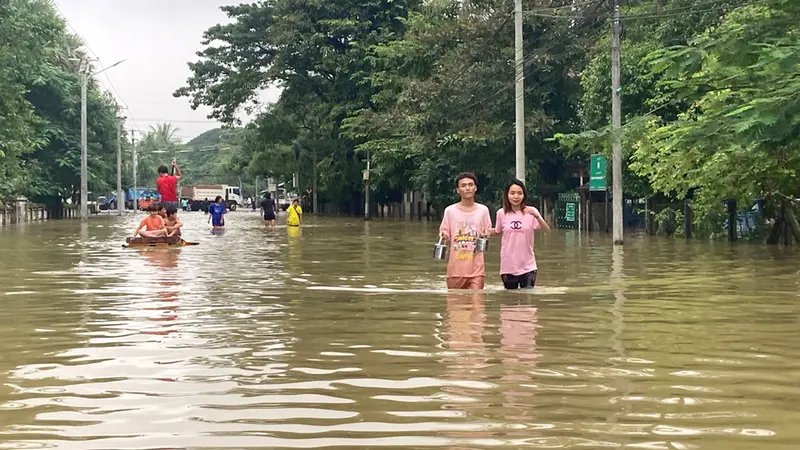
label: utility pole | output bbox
[80,61,89,221]
[116,111,124,216]
[364,150,370,221]
[611,0,624,245]
[76,58,125,221]
[514,0,525,184]
[312,149,318,214]
[273,176,279,212]
[131,130,138,213]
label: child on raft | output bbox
[133,202,177,238]
[164,205,183,237]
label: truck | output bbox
[180,185,243,211]
[124,188,161,210]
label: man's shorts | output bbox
[264,211,276,221]
[446,276,485,290]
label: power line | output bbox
[49,1,141,133]
[131,118,222,124]
[523,0,776,20]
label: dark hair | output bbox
[292,198,299,204]
[147,202,161,212]
[158,165,169,174]
[151,201,163,211]
[165,205,178,217]
[455,172,478,188]
[214,196,223,203]
[265,193,271,199]
[503,179,528,213]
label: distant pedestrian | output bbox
[286,198,303,227]
[156,160,181,210]
[208,196,226,228]
[261,193,277,226]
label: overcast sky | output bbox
[52,0,280,141]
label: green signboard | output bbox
[590,154,607,191]
[557,192,580,230]
[565,202,576,222]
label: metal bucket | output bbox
[433,236,448,260]
[474,236,489,253]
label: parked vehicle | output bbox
[125,188,160,210]
[97,196,110,211]
[180,185,243,211]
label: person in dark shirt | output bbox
[261,193,277,226]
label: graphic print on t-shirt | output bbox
[453,220,478,260]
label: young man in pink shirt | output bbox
[439,173,493,290]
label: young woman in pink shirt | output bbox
[491,179,550,289]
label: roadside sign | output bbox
[590,154,607,191]
[565,202,576,222]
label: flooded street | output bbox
[0,211,799,449]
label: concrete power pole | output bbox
[80,62,89,221]
[312,149,318,214]
[611,0,624,245]
[514,0,525,183]
[364,150,370,221]
[131,130,138,213]
[116,115,124,216]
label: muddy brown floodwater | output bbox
[0,210,799,449]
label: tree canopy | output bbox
[0,0,125,204]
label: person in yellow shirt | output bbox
[286,199,303,227]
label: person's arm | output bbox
[481,207,493,237]
[133,218,146,237]
[171,218,183,230]
[490,209,503,237]
[172,160,182,182]
[439,207,450,241]
[524,206,551,232]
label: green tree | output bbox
[632,1,800,236]
[0,0,62,197]
[1,0,125,203]
[175,0,422,211]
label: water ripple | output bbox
[0,214,799,448]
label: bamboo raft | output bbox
[123,236,199,248]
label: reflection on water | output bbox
[0,213,799,449]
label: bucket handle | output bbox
[436,235,445,246]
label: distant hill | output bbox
[179,128,245,185]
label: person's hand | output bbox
[524,206,541,219]
[440,230,450,241]
[171,159,177,167]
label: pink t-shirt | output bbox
[439,203,492,278]
[495,208,541,275]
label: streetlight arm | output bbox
[95,59,126,75]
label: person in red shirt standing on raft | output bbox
[156,159,182,210]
